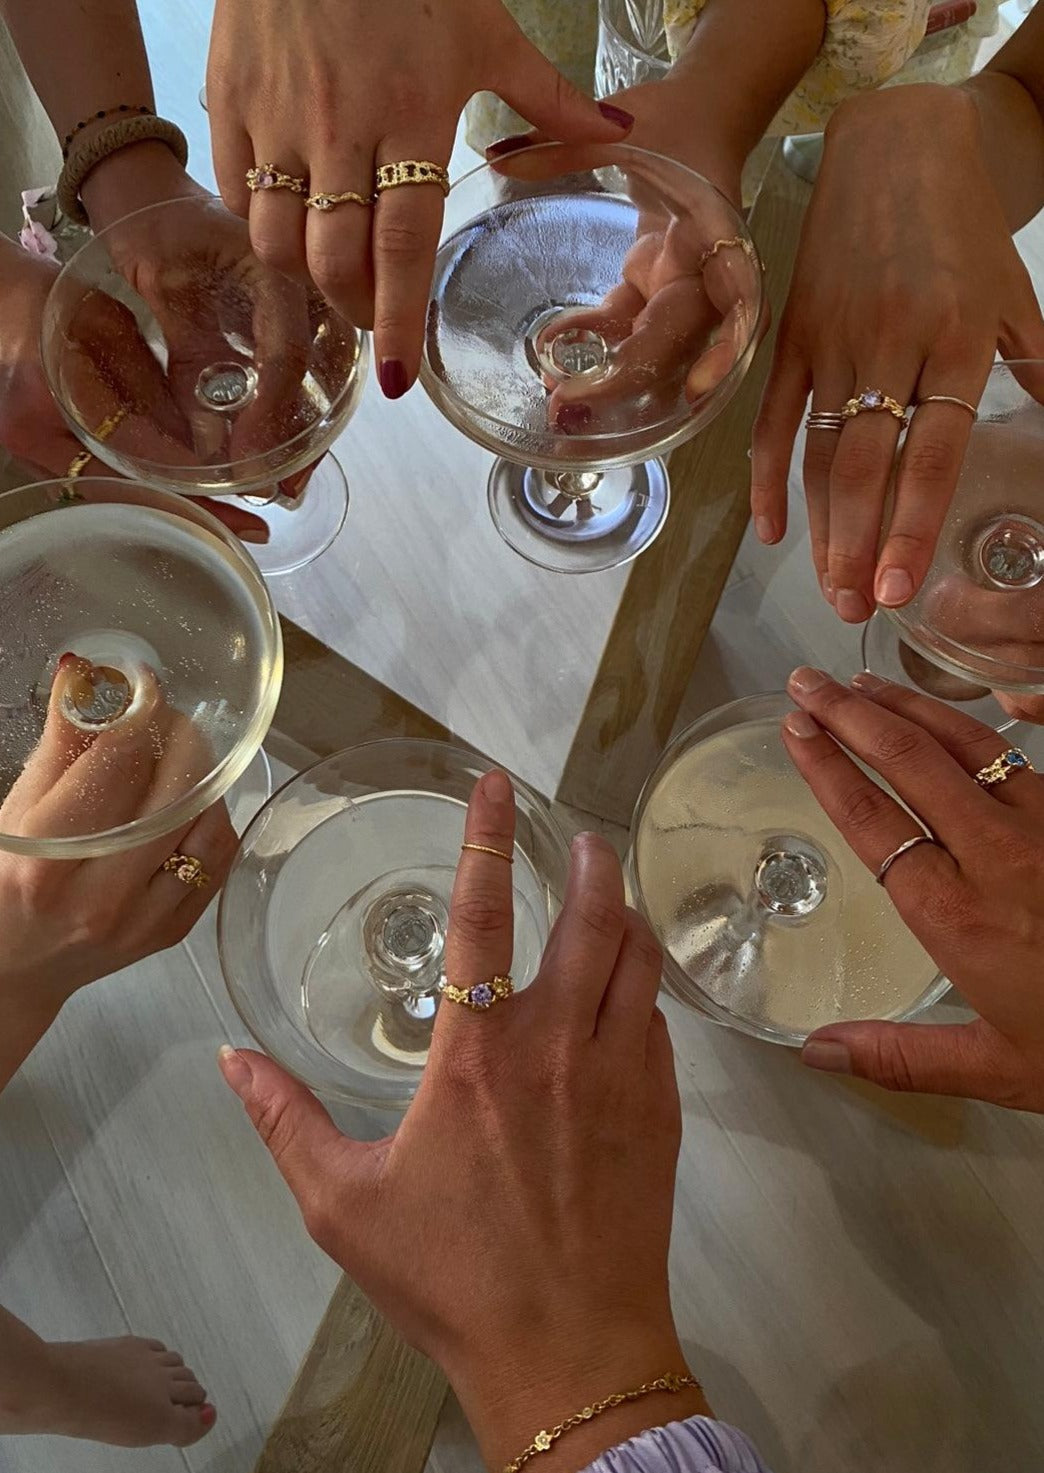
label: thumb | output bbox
[494,27,634,142]
[218,1047,369,1231]
[801,1019,1034,1108]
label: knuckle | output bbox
[902,435,960,488]
[307,246,359,298]
[375,220,428,267]
[866,725,927,768]
[450,887,510,941]
[867,1032,922,1094]
[574,893,625,941]
[911,878,978,938]
[834,783,892,834]
[249,1090,301,1160]
[831,437,888,495]
[252,229,303,274]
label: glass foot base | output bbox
[225,747,274,837]
[240,454,349,577]
[861,611,1016,733]
[487,457,670,574]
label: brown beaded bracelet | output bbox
[62,104,154,159]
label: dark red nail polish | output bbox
[200,1405,216,1426]
[378,359,409,400]
[558,403,592,433]
[57,652,78,670]
[486,134,535,159]
[598,102,635,130]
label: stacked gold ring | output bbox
[247,163,307,196]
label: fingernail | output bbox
[820,572,834,603]
[788,665,829,694]
[851,671,888,693]
[378,359,409,400]
[598,102,635,130]
[876,566,914,607]
[486,133,535,159]
[835,588,871,623]
[802,1039,853,1075]
[783,711,820,739]
[754,516,776,544]
[571,830,597,854]
[557,403,591,433]
[483,769,512,802]
[217,1045,253,1097]
[238,527,271,545]
[200,1405,217,1427]
[57,651,78,670]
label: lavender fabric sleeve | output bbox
[580,1417,771,1473]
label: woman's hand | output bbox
[219,772,708,1470]
[782,667,1044,1111]
[752,84,1044,625]
[205,0,634,399]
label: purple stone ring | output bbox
[440,974,515,1012]
[841,387,909,429]
[246,163,308,197]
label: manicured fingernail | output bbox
[876,567,914,606]
[557,402,591,433]
[835,588,871,623]
[217,1045,253,1097]
[200,1405,217,1427]
[571,830,598,854]
[788,666,829,694]
[483,769,512,802]
[486,133,535,159]
[820,572,834,603]
[802,1039,853,1075]
[378,359,408,400]
[598,102,635,130]
[783,711,820,739]
[57,651,78,670]
[851,671,888,693]
[239,528,270,545]
[754,516,776,544]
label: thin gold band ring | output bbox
[461,842,514,864]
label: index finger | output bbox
[439,769,517,1018]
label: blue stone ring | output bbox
[973,747,1035,789]
[440,974,514,1012]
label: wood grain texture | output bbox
[254,1278,446,1473]
[556,146,812,824]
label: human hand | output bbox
[206,0,634,398]
[752,84,1044,624]
[782,667,1044,1111]
[219,772,708,1469]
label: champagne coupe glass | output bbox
[595,0,671,96]
[219,741,570,1108]
[41,195,369,578]
[0,478,281,858]
[628,693,947,1045]
[865,361,1044,723]
[420,143,763,574]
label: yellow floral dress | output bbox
[466,0,1001,151]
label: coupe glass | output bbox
[628,693,947,1045]
[0,478,281,858]
[41,195,369,578]
[420,143,763,574]
[860,612,1016,733]
[219,741,570,1108]
[595,0,671,96]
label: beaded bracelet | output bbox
[62,104,154,159]
[57,114,189,226]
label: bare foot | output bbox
[39,1336,216,1447]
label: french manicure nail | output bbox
[876,567,914,606]
[802,1039,853,1075]
[851,671,888,693]
[217,1045,253,1097]
[486,133,535,158]
[835,589,871,623]
[484,769,512,801]
[788,666,830,694]
[378,359,409,400]
[754,516,776,544]
[598,102,635,130]
[557,403,591,433]
[783,711,820,739]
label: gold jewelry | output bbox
[375,161,450,197]
[805,412,847,432]
[503,1372,701,1473]
[162,853,210,890]
[58,114,189,226]
[247,164,308,197]
[699,235,756,272]
[842,389,909,429]
[876,833,936,885]
[460,842,514,864]
[973,747,1035,789]
[440,974,514,1011]
[306,189,374,212]
[65,405,129,479]
[916,394,978,420]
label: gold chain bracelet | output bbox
[502,1371,701,1473]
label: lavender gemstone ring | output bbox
[440,974,514,1012]
[842,388,909,429]
[246,163,308,197]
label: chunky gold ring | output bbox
[247,164,308,196]
[916,394,978,420]
[441,974,514,1011]
[461,842,514,864]
[162,852,210,890]
[375,161,450,197]
[842,389,909,429]
[306,190,374,212]
[65,405,129,479]
[973,747,1035,789]
[699,235,757,272]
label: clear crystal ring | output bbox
[440,974,514,1012]
[246,164,308,196]
[973,747,1035,789]
[842,388,909,428]
[305,189,374,211]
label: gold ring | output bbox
[461,842,514,864]
[440,974,514,1011]
[306,190,374,212]
[162,852,210,890]
[65,405,129,479]
[973,747,1035,789]
[875,833,936,885]
[842,389,909,428]
[916,394,978,420]
[375,161,450,197]
[805,412,847,432]
[247,164,308,196]
[699,235,756,271]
